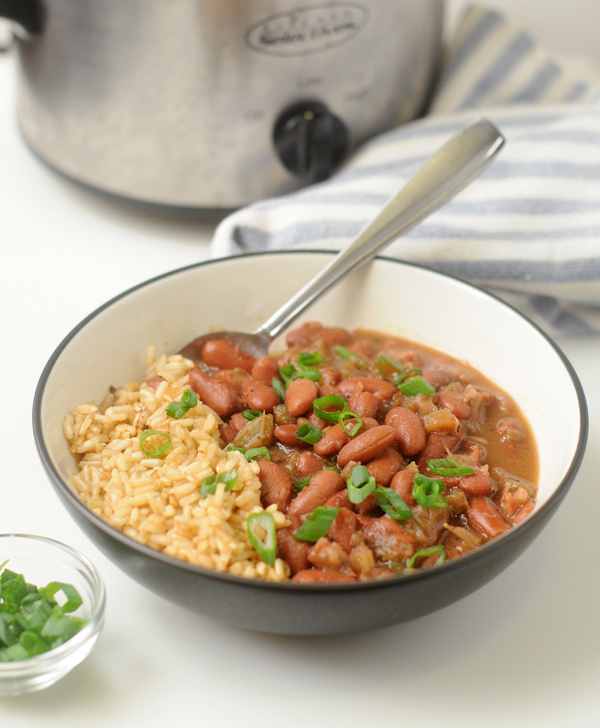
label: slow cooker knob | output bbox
[273,101,348,183]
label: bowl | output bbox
[0,534,105,695]
[32,251,587,635]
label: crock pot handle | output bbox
[0,0,44,36]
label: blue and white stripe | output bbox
[211,5,600,337]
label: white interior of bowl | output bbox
[40,253,584,510]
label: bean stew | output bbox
[187,322,539,584]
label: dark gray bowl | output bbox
[33,252,588,635]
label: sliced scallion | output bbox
[412,473,449,509]
[247,512,277,565]
[295,423,323,445]
[242,409,262,420]
[347,465,376,504]
[397,375,435,397]
[271,377,286,402]
[291,368,322,382]
[339,411,362,437]
[228,446,272,461]
[373,487,412,520]
[427,458,475,477]
[200,469,238,498]
[406,545,446,570]
[139,429,171,457]
[298,351,323,367]
[312,394,348,423]
[166,389,198,419]
[294,506,340,542]
[335,346,362,363]
[377,354,405,378]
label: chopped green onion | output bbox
[292,368,322,382]
[242,409,262,420]
[200,469,238,498]
[293,475,312,491]
[312,394,348,423]
[298,351,324,367]
[166,389,198,419]
[373,487,412,520]
[228,446,272,461]
[427,458,475,477]
[397,375,435,396]
[335,346,363,363]
[377,354,405,377]
[412,473,449,509]
[339,411,362,437]
[38,582,83,613]
[0,561,87,661]
[272,377,286,402]
[294,506,340,542]
[347,465,377,504]
[279,365,296,383]
[406,545,446,570]
[295,423,323,445]
[392,367,422,386]
[247,512,277,565]
[139,429,171,457]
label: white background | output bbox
[1,2,600,726]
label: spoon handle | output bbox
[254,117,504,342]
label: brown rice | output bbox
[63,347,291,581]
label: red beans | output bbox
[186,324,537,581]
[251,357,280,385]
[285,378,319,417]
[257,461,292,512]
[240,380,280,414]
[337,425,395,468]
[385,407,426,457]
[288,470,345,517]
[201,340,256,373]
[188,368,240,418]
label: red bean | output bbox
[288,470,345,517]
[276,527,310,575]
[313,424,350,457]
[307,538,351,570]
[251,357,281,385]
[467,497,509,539]
[497,418,526,442]
[337,425,395,468]
[338,377,398,400]
[320,368,342,387]
[188,368,240,418]
[366,447,405,486]
[274,424,302,447]
[201,340,256,373]
[385,407,426,457]
[229,412,248,433]
[438,390,472,420]
[356,515,415,561]
[348,391,382,419]
[219,423,236,445]
[390,469,416,506]
[285,378,319,417]
[143,376,165,388]
[257,460,292,512]
[241,380,281,414]
[295,451,324,478]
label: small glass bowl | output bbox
[0,534,106,696]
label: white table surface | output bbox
[1,3,600,726]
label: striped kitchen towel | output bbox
[211,5,600,337]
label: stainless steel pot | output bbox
[1,0,443,208]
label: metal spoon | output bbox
[179,118,504,361]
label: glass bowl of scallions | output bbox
[0,534,105,696]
